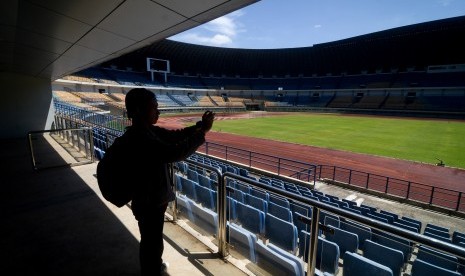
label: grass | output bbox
[211,113,465,169]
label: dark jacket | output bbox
[122,124,205,220]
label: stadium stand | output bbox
[21,13,465,276]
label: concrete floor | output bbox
[1,136,249,276]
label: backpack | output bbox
[96,135,133,207]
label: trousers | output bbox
[138,203,168,276]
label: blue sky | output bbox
[169,0,465,49]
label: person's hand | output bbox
[201,111,215,133]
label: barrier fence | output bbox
[318,165,465,213]
[53,102,465,214]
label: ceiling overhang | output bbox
[0,0,258,80]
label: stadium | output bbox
[3,1,465,275]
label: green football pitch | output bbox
[211,113,465,169]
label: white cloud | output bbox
[438,0,453,6]
[205,16,237,37]
[314,24,322,29]
[169,11,245,47]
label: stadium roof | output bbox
[0,0,257,80]
[100,15,465,77]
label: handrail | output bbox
[220,171,465,275]
[27,127,94,171]
[319,164,465,212]
[202,141,317,183]
[180,159,227,255]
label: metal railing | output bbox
[319,165,465,213]
[171,158,465,275]
[199,141,317,184]
[55,101,130,133]
[55,102,465,214]
[27,127,94,171]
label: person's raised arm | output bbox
[199,110,215,134]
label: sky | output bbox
[169,0,465,49]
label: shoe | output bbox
[160,262,169,274]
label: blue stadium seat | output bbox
[452,231,465,244]
[268,195,290,208]
[372,232,412,263]
[176,194,194,221]
[235,201,265,234]
[344,252,393,276]
[361,204,377,213]
[411,258,461,276]
[187,168,199,183]
[270,180,284,189]
[265,213,298,253]
[393,221,419,233]
[316,195,331,203]
[227,223,256,262]
[380,210,399,221]
[195,184,216,211]
[293,212,310,235]
[424,231,452,243]
[255,240,304,276]
[94,146,104,160]
[176,161,188,174]
[198,174,213,190]
[229,188,245,203]
[366,213,390,224]
[301,191,314,198]
[235,182,252,194]
[297,186,311,194]
[351,205,371,216]
[285,186,301,195]
[258,177,271,186]
[175,174,182,191]
[370,212,395,224]
[324,225,358,256]
[375,211,396,223]
[341,206,363,215]
[363,240,404,276]
[306,194,320,202]
[267,201,293,222]
[245,193,268,213]
[290,202,312,217]
[395,218,420,232]
[267,243,304,276]
[425,227,451,239]
[325,194,339,202]
[426,223,450,234]
[190,202,218,235]
[332,199,349,208]
[250,188,269,202]
[400,216,422,230]
[299,230,340,275]
[341,220,372,249]
[226,165,237,174]
[238,168,249,177]
[227,197,237,221]
[417,245,458,272]
[181,177,197,201]
[324,214,340,228]
[342,199,358,208]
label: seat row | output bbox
[175,157,465,275]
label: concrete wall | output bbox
[0,72,53,139]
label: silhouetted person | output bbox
[123,88,214,275]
